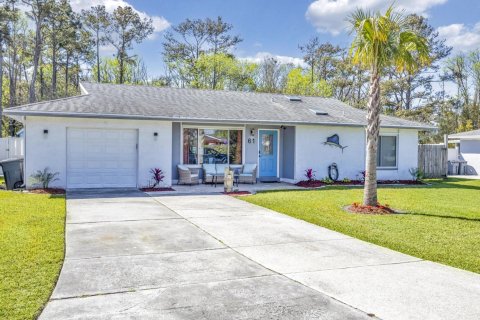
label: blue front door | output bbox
[259,130,278,178]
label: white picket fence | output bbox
[0,137,24,161]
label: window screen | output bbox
[377,136,397,167]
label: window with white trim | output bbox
[183,128,243,165]
[377,135,397,168]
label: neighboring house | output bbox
[4,83,434,189]
[448,129,480,175]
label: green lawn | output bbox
[242,178,480,274]
[0,191,66,320]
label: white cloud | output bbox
[70,0,170,37]
[306,0,447,35]
[437,23,480,53]
[240,52,305,66]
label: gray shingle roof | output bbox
[4,82,435,130]
[449,129,480,139]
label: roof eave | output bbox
[3,110,436,131]
[448,135,480,140]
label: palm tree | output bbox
[348,6,430,206]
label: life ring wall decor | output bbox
[328,163,339,181]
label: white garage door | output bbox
[67,128,138,188]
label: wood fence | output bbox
[418,144,447,178]
[0,137,24,161]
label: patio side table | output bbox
[211,173,224,187]
[233,170,240,187]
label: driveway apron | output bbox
[40,190,480,320]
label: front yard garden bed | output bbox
[242,178,480,274]
[224,191,251,196]
[345,202,397,215]
[0,191,66,319]
[27,188,66,195]
[296,179,424,188]
[140,187,175,192]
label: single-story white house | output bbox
[4,83,433,189]
[448,129,480,175]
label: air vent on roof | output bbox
[310,109,329,116]
[286,95,302,102]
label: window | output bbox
[200,129,228,164]
[183,128,198,164]
[377,135,397,168]
[183,128,243,165]
[229,130,243,164]
[261,133,273,155]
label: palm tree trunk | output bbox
[363,71,381,206]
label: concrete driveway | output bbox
[40,190,480,319]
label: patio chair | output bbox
[203,163,230,184]
[202,164,216,184]
[177,165,200,185]
[215,164,229,182]
[239,164,257,184]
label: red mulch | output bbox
[140,187,175,192]
[224,191,251,196]
[378,180,423,185]
[345,202,396,215]
[296,180,423,188]
[28,188,66,195]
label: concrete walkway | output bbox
[40,190,480,319]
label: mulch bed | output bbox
[378,180,424,185]
[224,191,251,196]
[140,187,175,192]
[28,188,66,195]
[345,203,397,215]
[296,180,423,188]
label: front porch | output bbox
[172,123,296,184]
[148,181,303,196]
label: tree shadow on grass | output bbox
[255,179,480,199]
[375,179,480,192]
[396,211,480,222]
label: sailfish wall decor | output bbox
[323,134,348,153]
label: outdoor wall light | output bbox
[43,129,48,135]
[250,129,255,136]
[153,132,158,137]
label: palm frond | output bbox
[347,5,431,74]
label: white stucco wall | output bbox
[24,116,172,189]
[459,139,480,175]
[295,125,365,181]
[294,125,419,181]
[377,128,419,180]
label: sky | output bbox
[69,0,480,78]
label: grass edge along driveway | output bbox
[0,191,66,320]
[242,178,480,274]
